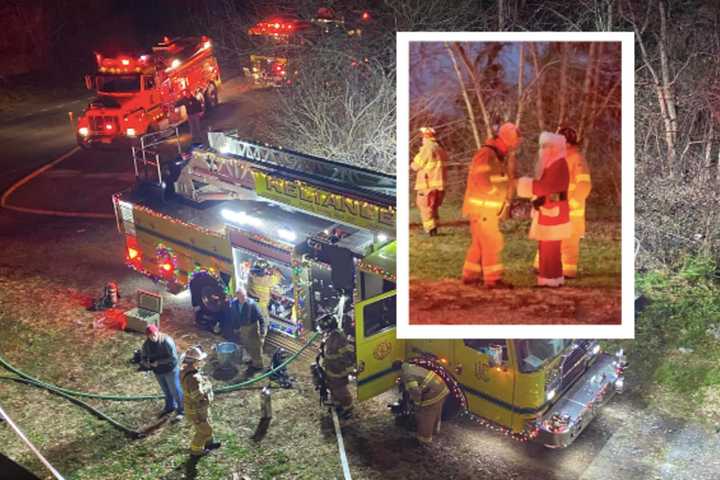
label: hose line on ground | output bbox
[0,332,319,401]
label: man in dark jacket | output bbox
[226,287,266,374]
[175,89,204,143]
[141,325,184,420]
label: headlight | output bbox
[546,388,556,401]
[592,344,601,355]
[78,127,89,137]
[126,128,136,137]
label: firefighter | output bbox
[558,127,591,278]
[517,132,572,287]
[393,360,449,445]
[461,122,521,288]
[411,126,448,236]
[318,313,355,419]
[175,89,204,143]
[180,346,221,457]
[228,286,266,373]
[246,259,283,322]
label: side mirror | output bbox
[84,74,94,90]
[487,344,505,368]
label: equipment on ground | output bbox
[124,290,162,333]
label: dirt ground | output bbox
[410,279,621,324]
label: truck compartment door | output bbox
[355,290,403,401]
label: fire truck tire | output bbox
[189,271,227,313]
[204,83,219,110]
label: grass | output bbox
[606,256,720,422]
[410,218,620,289]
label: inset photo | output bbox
[397,32,634,337]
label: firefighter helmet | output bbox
[182,346,208,363]
[557,126,578,146]
[251,259,271,275]
[419,126,436,138]
[317,313,338,332]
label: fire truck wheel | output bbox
[190,271,226,314]
[204,83,219,110]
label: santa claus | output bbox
[517,132,572,287]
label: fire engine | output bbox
[76,36,221,147]
[246,9,370,87]
[113,130,624,448]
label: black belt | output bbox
[532,191,567,209]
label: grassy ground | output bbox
[606,256,720,425]
[410,218,620,289]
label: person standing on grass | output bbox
[411,126,448,236]
[227,286,266,374]
[141,324,184,421]
[516,132,571,287]
[180,346,221,457]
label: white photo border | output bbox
[396,31,635,339]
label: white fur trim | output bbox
[517,177,534,198]
[529,221,572,241]
[539,206,559,217]
[537,276,564,287]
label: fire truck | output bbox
[113,130,624,448]
[76,36,221,147]
[246,9,370,87]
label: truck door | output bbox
[355,289,403,401]
[452,340,516,428]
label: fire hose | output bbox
[0,332,319,436]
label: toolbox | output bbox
[124,290,162,333]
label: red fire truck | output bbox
[246,9,370,87]
[76,36,221,147]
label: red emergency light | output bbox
[161,262,174,273]
[127,247,140,260]
[249,17,298,36]
[361,11,370,21]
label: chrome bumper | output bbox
[535,353,623,448]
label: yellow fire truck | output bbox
[113,131,624,448]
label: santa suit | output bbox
[517,133,572,287]
[411,136,448,233]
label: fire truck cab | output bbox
[353,257,626,448]
[77,36,220,147]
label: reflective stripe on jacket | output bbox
[323,330,355,378]
[401,363,449,407]
[411,139,448,191]
[566,146,592,219]
[462,139,509,218]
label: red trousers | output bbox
[538,241,562,281]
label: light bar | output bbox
[221,209,263,228]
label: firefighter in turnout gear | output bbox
[558,127,591,278]
[180,346,221,457]
[411,126,448,236]
[318,313,355,419]
[394,360,449,445]
[246,259,283,321]
[461,122,521,288]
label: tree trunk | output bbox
[582,43,604,155]
[557,43,568,129]
[445,43,481,149]
[657,0,678,168]
[515,44,525,128]
[578,42,597,142]
[453,43,493,139]
[530,43,545,131]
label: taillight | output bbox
[105,123,113,131]
[128,247,140,260]
[161,262,174,273]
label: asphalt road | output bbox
[1,79,719,480]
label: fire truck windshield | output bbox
[96,74,141,93]
[516,339,574,373]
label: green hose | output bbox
[0,375,143,438]
[0,332,319,401]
